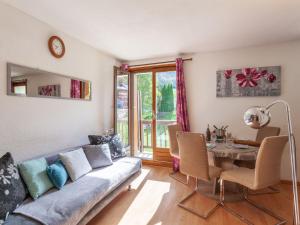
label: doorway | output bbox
[132,66,177,162]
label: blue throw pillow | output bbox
[46,161,68,189]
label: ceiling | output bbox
[2,0,300,61]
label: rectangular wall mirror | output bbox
[7,63,92,101]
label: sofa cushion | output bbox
[83,144,113,169]
[0,153,27,224]
[88,134,126,159]
[59,148,92,181]
[109,134,127,159]
[88,135,111,145]
[19,158,53,200]
[14,157,141,225]
[46,161,68,189]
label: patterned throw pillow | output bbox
[88,135,111,145]
[109,134,127,159]
[0,153,27,224]
[88,134,127,159]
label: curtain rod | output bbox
[129,58,192,68]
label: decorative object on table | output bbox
[206,124,211,142]
[216,66,281,97]
[38,84,61,97]
[244,100,299,225]
[48,35,65,58]
[212,125,228,142]
[0,153,27,224]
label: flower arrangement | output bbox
[224,68,276,88]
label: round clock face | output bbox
[48,36,65,58]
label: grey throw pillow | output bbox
[83,144,113,169]
[59,148,92,181]
[88,134,126,159]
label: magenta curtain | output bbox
[176,58,190,132]
[71,79,81,98]
[173,58,190,172]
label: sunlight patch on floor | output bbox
[130,168,150,190]
[117,180,170,225]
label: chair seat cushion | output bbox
[220,167,255,189]
[208,166,222,179]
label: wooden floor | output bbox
[88,165,296,225]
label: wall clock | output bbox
[48,36,65,58]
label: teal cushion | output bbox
[46,160,68,189]
[19,158,53,199]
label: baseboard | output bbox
[280,180,300,186]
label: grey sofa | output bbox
[5,147,142,225]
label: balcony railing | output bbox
[116,119,176,151]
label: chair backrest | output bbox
[167,124,182,157]
[254,135,288,189]
[256,126,281,143]
[176,132,210,181]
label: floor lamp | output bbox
[244,100,299,225]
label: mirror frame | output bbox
[7,63,92,101]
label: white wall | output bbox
[0,3,116,161]
[128,40,300,180]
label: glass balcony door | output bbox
[154,70,177,161]
[132,66,176,162]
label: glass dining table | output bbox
[207,142,259,162]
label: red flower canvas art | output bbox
[38,84,61,97]
[216,66,281,97]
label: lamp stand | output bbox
[266,100,299,225]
